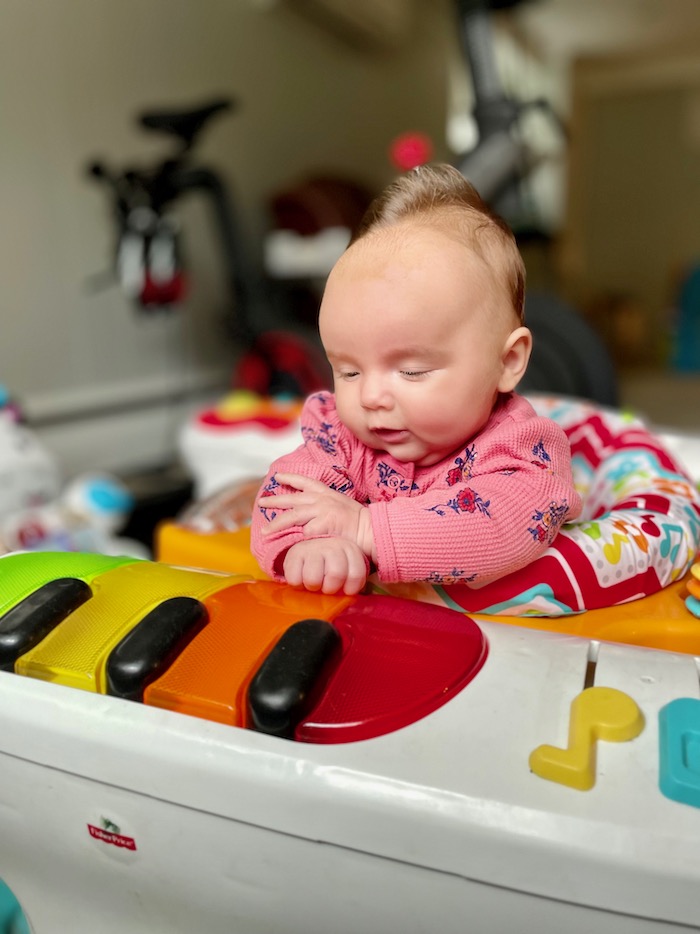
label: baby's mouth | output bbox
[371,428,411,444]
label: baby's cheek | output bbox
[334,390,355,429]
[412,402,451,434]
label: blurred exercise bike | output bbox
[87,98,329,397]
[451,0,618,405]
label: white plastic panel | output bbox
[1,623,700,931]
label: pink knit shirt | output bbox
[250,391,582,586]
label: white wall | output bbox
[0,0,454,475]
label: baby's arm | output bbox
[259,473,375,556]
[253,474,374,594]
[370,419,582,585]
[249,393,370,592]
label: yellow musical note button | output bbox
[529,687,644,791]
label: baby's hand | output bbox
[282,538,368,595]
[260,473,375,560]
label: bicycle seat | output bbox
[139,98,234,147]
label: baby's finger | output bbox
[318,557,348,595]
[281,549,304,589]
[274,473,328,493]
[342,552,368,595]
[316,545,362,595]
[257,492,305,510]
[299,554,326,592]
[262,508,310,535]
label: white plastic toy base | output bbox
[1,620,700,933]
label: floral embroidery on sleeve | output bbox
[257,475,282,522]
[329,466,354,495]
[301,420,337,455]
[426,568,478,584]
[446,444,477,485]
[427,487,491,518]
[531,439,553,471]
[528,500,570,544]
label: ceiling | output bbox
[512,0,700,61]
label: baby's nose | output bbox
[360,375,392,409]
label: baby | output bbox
[250,163,582,595]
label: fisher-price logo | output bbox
[87,818,137,851]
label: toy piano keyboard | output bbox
[4,550,700,933]
[0,550,487,741]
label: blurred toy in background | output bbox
[252,173,377,399]
[0,384,24,424]
[178,390,303,501]
[0,385,147,558]
[231,330,330,399]
[0,473,149,559]
[176,477,262,535]
[0,385,61,520]
[264,174,374,282]
[159,390,304,573]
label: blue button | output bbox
[659,697,700,808]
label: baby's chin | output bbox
[372,441,445,468]
[365,441,416,463]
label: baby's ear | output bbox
[498,327,532,393]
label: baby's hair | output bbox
[351,163,525,324]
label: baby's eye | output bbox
[400,369,430,379]
[337,370,359,381]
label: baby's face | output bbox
[319,225,523,467]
